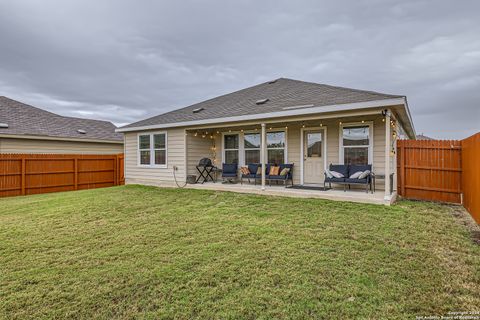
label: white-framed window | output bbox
[222,129,287,165]
[244,132,260,163]
[267,131,286,165]
[339,122,373,165]
[138,132,167,167]
[223,134,239,164]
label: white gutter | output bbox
[116,98,407,133]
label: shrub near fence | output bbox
[0,153,124,198]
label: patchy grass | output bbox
[1,185,479,319]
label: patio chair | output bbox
[221,163,238,182]
[240,163,260,185]
[266,163,294,187]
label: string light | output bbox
[339,121,342,125]
[216,130,220,134]
[194,132,198,137]
[361,120,365,123]
[228,129,231,132]
[320,123,323,127]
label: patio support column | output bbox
[261,123,266,191]
[384,111,391,200]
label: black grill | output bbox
[198,158,213,167]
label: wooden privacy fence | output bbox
[461,133,480,224]
[397,140,462,204]
[0,153,125,198]
[397,135,480,224]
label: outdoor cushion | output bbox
[269,166,280,175]
[344,178,368,184]
[256,167,262,175]
[222,163,237,176]
[240,167,250,175]
[349,165,372,176]
[329,164,348,177]
[279,167,290,176]
[248,164,260,175]
[349,171,363,179]
[268,175,288,180]
[325,169,334,178]
[222,173,237,177]
[358,170,371,179]
[330,171,344,178]
[324,177,346,183]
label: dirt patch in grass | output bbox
[449,204,480,245]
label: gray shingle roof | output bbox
[121,78,404,129]
[0,97,123,142]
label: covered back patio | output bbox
[184,108,400,205]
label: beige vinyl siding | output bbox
[124,129,186,187]
[0,137,123,154]
[286,125,301,184]
[186,134,214,175]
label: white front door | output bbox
[303,130,324,184]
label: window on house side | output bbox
[342,125,370,165]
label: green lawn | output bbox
[1,185,479,319]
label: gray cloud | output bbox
[0,0,479,138]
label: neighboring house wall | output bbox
[124,128,186,186]
[0,137,123,154]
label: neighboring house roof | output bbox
[119,78,411,133]
[0,96,123,142]
[416,134,434,140]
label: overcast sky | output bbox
[1,0,479,139]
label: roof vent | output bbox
[0,123,8,128]
[268,79,277,84]
[255,98,269,105]
[77,129,86,134]
[192,107,204,113]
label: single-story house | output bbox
[0,96,123,154]
[116,78,415,204]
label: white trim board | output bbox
[116,98,406,132]
[338,121,374,167]
[136,131,168,168]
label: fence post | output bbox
[74,157,78,190]
[21,156,26,195]
[400,141,405,196]
[114,155,118,186]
